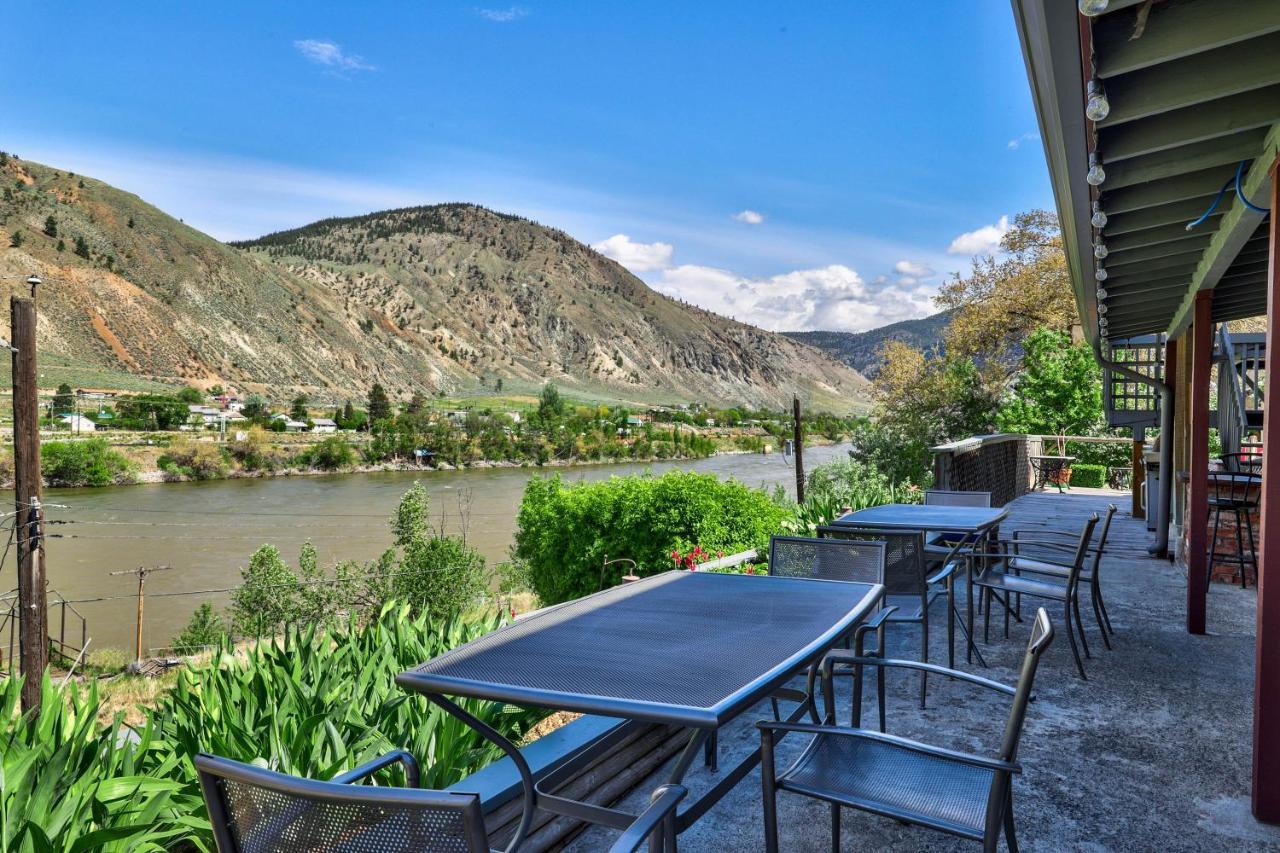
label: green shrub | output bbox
[158,437,229,480]
[385,483,487,621]
[230,544,298,637]
[41,438,135,487]
[1064,440,1129,468]
[171,602,225,654]
[1070,463,1107,489]
[0,674,203,849]
[514,470,788,604]
[298,435,356,470]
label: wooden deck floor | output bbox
[569,488,1280,851]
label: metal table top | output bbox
[831,503,1009,534]
[397,570,882,729]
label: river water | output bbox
[11,443,853,654]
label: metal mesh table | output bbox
[397,570,883,850]
[830,504,1008,668]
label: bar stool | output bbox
[1207,471,1260,588]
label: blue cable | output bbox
[1235,159,1271,214]
[1185,177,1236,230]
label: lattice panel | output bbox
[1103,335,1163,429]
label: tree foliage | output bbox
[367,383,391,422]
[996,327,1102,436]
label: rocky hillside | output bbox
[0,156,868,411]
[784,311,953,378]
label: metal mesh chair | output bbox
[997,504,1118,648]
[196,750,685,853]
[759,609,1055,853]
[970,514,1097,679]
[1220,451,1263,474]
[817,526,954,710]
[924,490,993,508]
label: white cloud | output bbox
[652,263,936,333]
[591,233,675,272]
[947,215,1010,256]
[732,209,765,225]
[893,259,933,277]
[477,6,528,22]
[293,39,375,72]
[1007,131,1040,150]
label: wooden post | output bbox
[1187,291,1213,635]
[110,565,172,665]
[792,396,804,504]
[11,296,45,711]
[1253,155,1280,822]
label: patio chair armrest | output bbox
[821,653,1016,697]
[926,560,961,585]
[331,749,421,787]
[852,605,898,637]
[607,784,687,853]
[756,722,1021,774]
[998,537,1099,554]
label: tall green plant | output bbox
[0,674,205,851]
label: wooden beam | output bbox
[1103,131,1270,190]
[1100,86,1280,162]
[1095,0,1280,79]
[1252,154,1280,822]
[1104,197,1228,236]
[1187,291,1212,635]
[1103,167,1239,214]
[1107,222,1218,253]
[1100,32,1280,128]
[1166,124,1280,337]
[1106,242,1207,269]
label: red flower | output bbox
[746,567,755,575]
[717,550,725,559]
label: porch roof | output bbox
[1011,0,1279,343]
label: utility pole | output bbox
[792,395,805,504]
[12,292,46,712]
[109,565,173,666]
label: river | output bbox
[9,443,853,655]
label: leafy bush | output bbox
[514,470,788,604]
[297,435,356,470]
[785,457,923,535]
[171,602,226,654]
[0,674,203,850]
[384,483,487,620]
[158,437,229,480]
[41,439,135,487]
[228,426,287,471]
[151,605,543,849]
[1065,440,1129,469]
[1069,463,1106,489]
[230,544,298,637]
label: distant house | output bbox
[272,413,308,432]
[310,417,338,434]
[58,413,97,433]
[222,411,248,424]
[625,415,650,427]
[444,409,470,425]
[225,400,246,412]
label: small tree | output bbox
[74,235,90,258]
[43,216,57,238]
[9,231,22,248]
[538,383,564,420]
[127,216,135,229]
[52,383,75,414]
[367,383,391,422]
[56,239,65,252]
[242,392,266,420]
[389,483,486,620]
[177,386,203,404]
[290,394,309,421]
[996,327,1103,438]
[171,602,225,654]
[404,390,427,416]
[231,544,299,638]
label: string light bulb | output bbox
[1097,288,1108,302]
[1097,303,1108,315]
[1095,265,1108,282]
[1094,241,1109,259]
[1079,0,1109,16]
[1087,153,1106,186]
[1091,201,1108,229]
[1086,80,1110,122]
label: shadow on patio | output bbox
[568,488,1280,851]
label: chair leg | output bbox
[830,803,840,853]
[1245,503,1259,588]
[1064,601,1087,679]
[1095,579,1114,636]
[1004,791,1019,853]
[703,731,718,772]
[919,618,929,710]
[1208,505,1221,586]
[983,588,991,645]
[947,578,956,670]
[1090,584,1112,651]
[877,664,886,734]
[1073,595,1091,660]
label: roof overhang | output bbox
[1011,0,1279,345]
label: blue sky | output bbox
[0,2,1053,333]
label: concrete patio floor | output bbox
[568,489,1280,851]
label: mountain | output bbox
[0,155,870,412]
[784,311,953,378]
